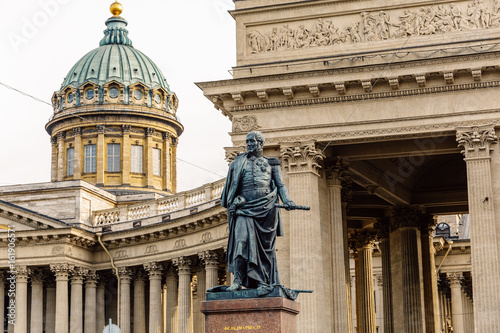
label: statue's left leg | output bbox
[227,256,245,291]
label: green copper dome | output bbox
[59,16,170,92]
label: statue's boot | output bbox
[227,257,245,291]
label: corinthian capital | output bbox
[456,125,498,159]
[280,141,324,175]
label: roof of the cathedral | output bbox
[59,14,170,93]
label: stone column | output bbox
[378,222,393,333]
[146,128,155,188]
[352,231,377,333]
[280,141,326,332]
[162,132,172,191]
[390,205,426,333]
[201,251,219,290]
[447,272,465,333]
[117,267,132,333]
[30,271,44,333]
[56,132,65,181]
[122,125,131,185]
[74,127,82,178]
[96,125,105,185]
[165,266,179,333]
[421,217,439,333]
[46,281,56,333]
[457,125,500,331]
[84,271,98,333]
[96,280,106,332]
[174,257,192,333]
[145,262,163,333]
[133,271,147,333]
[51,263,73,333]
[326,165,350,333]
[70,267,87,333]
[13,266,30,333]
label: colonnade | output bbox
[1,250,223,333]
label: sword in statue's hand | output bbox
[274,204,310,211]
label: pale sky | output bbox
[0,0,235,191]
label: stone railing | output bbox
[93,178,225,226]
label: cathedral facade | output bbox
[0,0,494,332]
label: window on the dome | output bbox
[67,147,74,176]
[67,93,74,103]
[154,94,161,104]
[107,143,120,172]
[133,89,143,100]
[109,88,119,99]
[131,145,143,173]
[153,148,161,176]
[84,144,96,173]
[86,89,95,100]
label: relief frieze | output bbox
[247,0,500,54]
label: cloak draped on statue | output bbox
[221,153,284,288]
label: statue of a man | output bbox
[221,131,296,292]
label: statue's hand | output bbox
[284,201,296,211]
[233,196,246,208]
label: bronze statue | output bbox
[221,131,296,293]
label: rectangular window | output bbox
[84,144,96,173]
[153,148,161,176]
[131,145,143,173]
[66,147,74,176]
[107,143,120,172]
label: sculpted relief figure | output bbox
[247,0,500,54]
[221,131,296,293]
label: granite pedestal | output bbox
[200,288,300,333]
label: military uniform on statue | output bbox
[221,131,296,294]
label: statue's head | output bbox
[246,131,265,155]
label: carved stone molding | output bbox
[144,262,163,279]
[232,115,260,133]
[350,230,378,250]
[391,205,430,230]
[173,257,192,275]
[280,141,324,175]
[199,251,219,269]
[456,124,498,159]
[224,146,246,164]
[85,270,99,286]
[446,271,463,287]
[324,159,347,187]
[116,267,133,281]
[50,263,74,278]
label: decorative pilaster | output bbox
[56,132,65,181]
[325,163,351,333]
[122,125,131,185]
[165,266,179,333]
[14,266,30,333]
[144,262,163,333]
[96,280,106,332]
[117,267,133,333]
[70,267,88,333]
[146,127,155,188]
[96,125,105,185]
[171,137,178,192]
[173,257,192,333]
[420,216,439,333]
[162,132,171,191]
[447,272,465,333]
[51,263,74,333]
[280,141,326,333]
[456,125,500,332]
[30,271,44,333]
[84,271,98,333]
[351,231,377,333]
[51,136,58,181]
[133,270,147,333]
[391,205,426,333]
[73,127,82,178]
[45,281,56,333]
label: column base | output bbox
[201,296,299,333]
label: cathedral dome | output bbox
[60,16,170,93]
